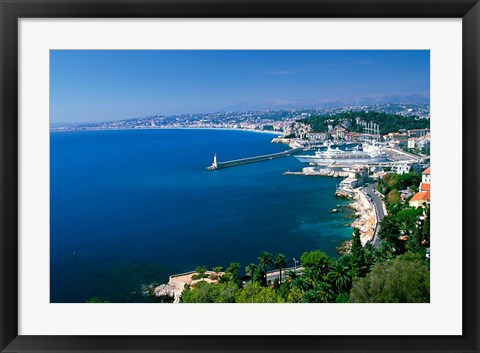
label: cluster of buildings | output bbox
[409,167,431,208]
[390,161,429,175]
[385,129,431,151]
[318,127,431,153]
[338,167,370,190]
[310,103,430,119]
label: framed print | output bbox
[1,0,479,352]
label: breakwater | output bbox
[206,148,302,170]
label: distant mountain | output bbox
[342,94,430,106]
[221,94,430,112]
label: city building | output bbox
[392,163,411,175]
[407,128,430,138]
[332,127,346,140]
[409,167,431,208]
[422,167,431,184]
[409,191,430,208]
[411,162,430,173]
[408,137,418,149]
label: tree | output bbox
[328,261,352,294]
[285,269,299,284]
[398,172,421,189]
[422,206,430,246]
[180,281,238,303]
[258,252,274,285]
[378,215,405,257]
[274,253,287,283]
[300,250,333,275]
[387,189,401,206]
[382,173,400,192]
[397,207,423,234]
[235,282,284,303]
[211,266,223,280]
[406,224,422,253]
[350,253,430,303]
[245,263,257,283]
[293,276,311,292]
[363,242,378,271]
[350,228,367,277]
[221,262,241,285]
[286,286,304,303]
[192,266,209,280]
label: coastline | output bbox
[348,189,377,245]
[50,126,284,136]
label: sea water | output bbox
[50,129,353,303]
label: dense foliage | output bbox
[350,253,430,303]
[377,172,422,196]
[299,111,429,135]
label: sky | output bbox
[50,50,430,123]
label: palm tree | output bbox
[293,276,311,292]
[286,270,298,281]
[245,263,257,283]
[302,267,321,287]
[258,252,274,285]
[274,253,287,284]
[328,262,351,293]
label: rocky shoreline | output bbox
[342,189,377,245]
[151,270,223,303]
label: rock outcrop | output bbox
[153,283,182,303]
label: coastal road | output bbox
[362,184,386,248]
[266,267,303,284]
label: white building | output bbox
[408,128,430,138]
[408,138,418,149]
[392,163,411,175]
[422,167,431,184]
[417,137,430,150]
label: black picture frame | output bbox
[1,1,479,352]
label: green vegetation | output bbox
[181,232,429,303]
[191,266,209,280]
[181,281,238,303]
[274,253,287,283]
[377,172,421,196]
[350,253,430,303]
[299,111,429,135]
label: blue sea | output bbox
[50,129,354,303]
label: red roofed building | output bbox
[420,183,431,192]
[409,191,431,208]
[422,167,431,183]
[411,167,431,208]
[419,166,430,192]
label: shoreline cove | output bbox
[51,128,361,303]
[49,126,284,136]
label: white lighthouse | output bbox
[212,154,218,169]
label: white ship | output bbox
[295,143,387,165]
